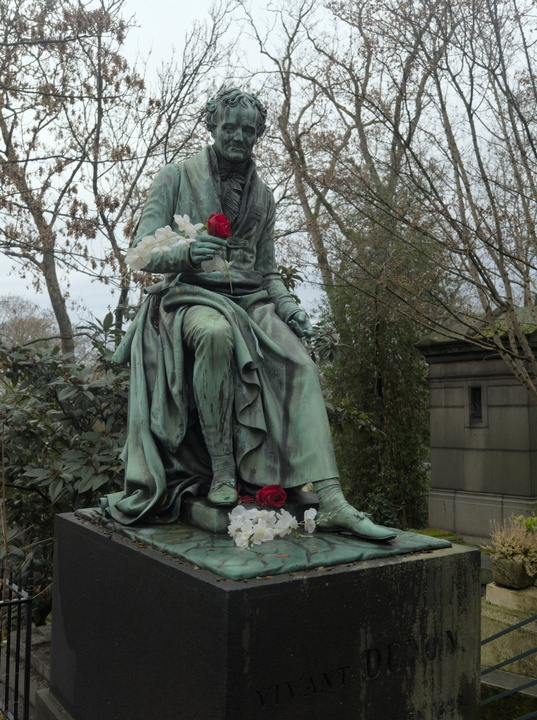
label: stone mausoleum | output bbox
[417,315,537,544]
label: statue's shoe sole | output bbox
[207,494,237,506]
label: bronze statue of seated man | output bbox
[103,88,395,543]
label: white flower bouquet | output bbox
[125,213,234,292]
[228,505,318,549]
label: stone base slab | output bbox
[486,582,537,616]
[42,514,481,720]
[74,508,451,581]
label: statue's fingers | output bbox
[200,234,227,245]
[288,319,303,337]
[198,240,226,253]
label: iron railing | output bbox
[481,610,537,720]
[0,570,33,720]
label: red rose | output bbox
[207,212,232,240]
[255,484,287,508]
[236,482,255,504]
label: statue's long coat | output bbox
[103,147,338,524]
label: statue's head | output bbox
[205,88,267,164]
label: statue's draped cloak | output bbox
[103,147,338,525]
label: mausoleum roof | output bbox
[416,305,537,353]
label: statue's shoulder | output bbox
[152,147,209,181]
[150,151,209,193]
[247,160,274,203]
[255,170,275,209]
[150,162,182,192]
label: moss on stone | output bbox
[413,527,470,546]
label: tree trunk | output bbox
[42,251,75,356]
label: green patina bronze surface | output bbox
[101,141,338,526]
[76,508,451,581]
[99,90,412,543]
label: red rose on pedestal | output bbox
[255,484,287,508]
[236,483,255,504]
[207,212,232,239]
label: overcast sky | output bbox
[2,0,242,321]
[124,0,217,66]
[1,1,219,319]
[3,1,320,324]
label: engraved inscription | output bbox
[254,629,462,710]
[364,630,458,680]
[256,666,351,708]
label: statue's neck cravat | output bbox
[213,147,251,223]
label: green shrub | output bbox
[0,314,127,623]
[318,290,431,530]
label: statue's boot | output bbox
[314,479,396,542]
[207,453,237,506]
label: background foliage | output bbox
[0,314,127,622]
[322,289,430,529]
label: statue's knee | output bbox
[205,316,233,355]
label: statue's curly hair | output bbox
[204,88,267,138]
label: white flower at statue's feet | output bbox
[303,508,317,534]
[274,509,298,537]
[174,214,204,238]
[201,256,233,274]
[251,522,276,545]
[233,530,252,549]
[228,516,254,536]
[256,509,278,527]
[228,506,316,548]
[227,506,253,540]
[229,505,253,521]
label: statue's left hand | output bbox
[288,310,314,339]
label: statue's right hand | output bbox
[190,234,228,265]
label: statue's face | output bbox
[213,104,258,164]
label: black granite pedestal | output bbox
[36,514,481,720]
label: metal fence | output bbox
[481,611,537,720]
[0,570,33,720]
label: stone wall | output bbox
[417,338,537,542]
